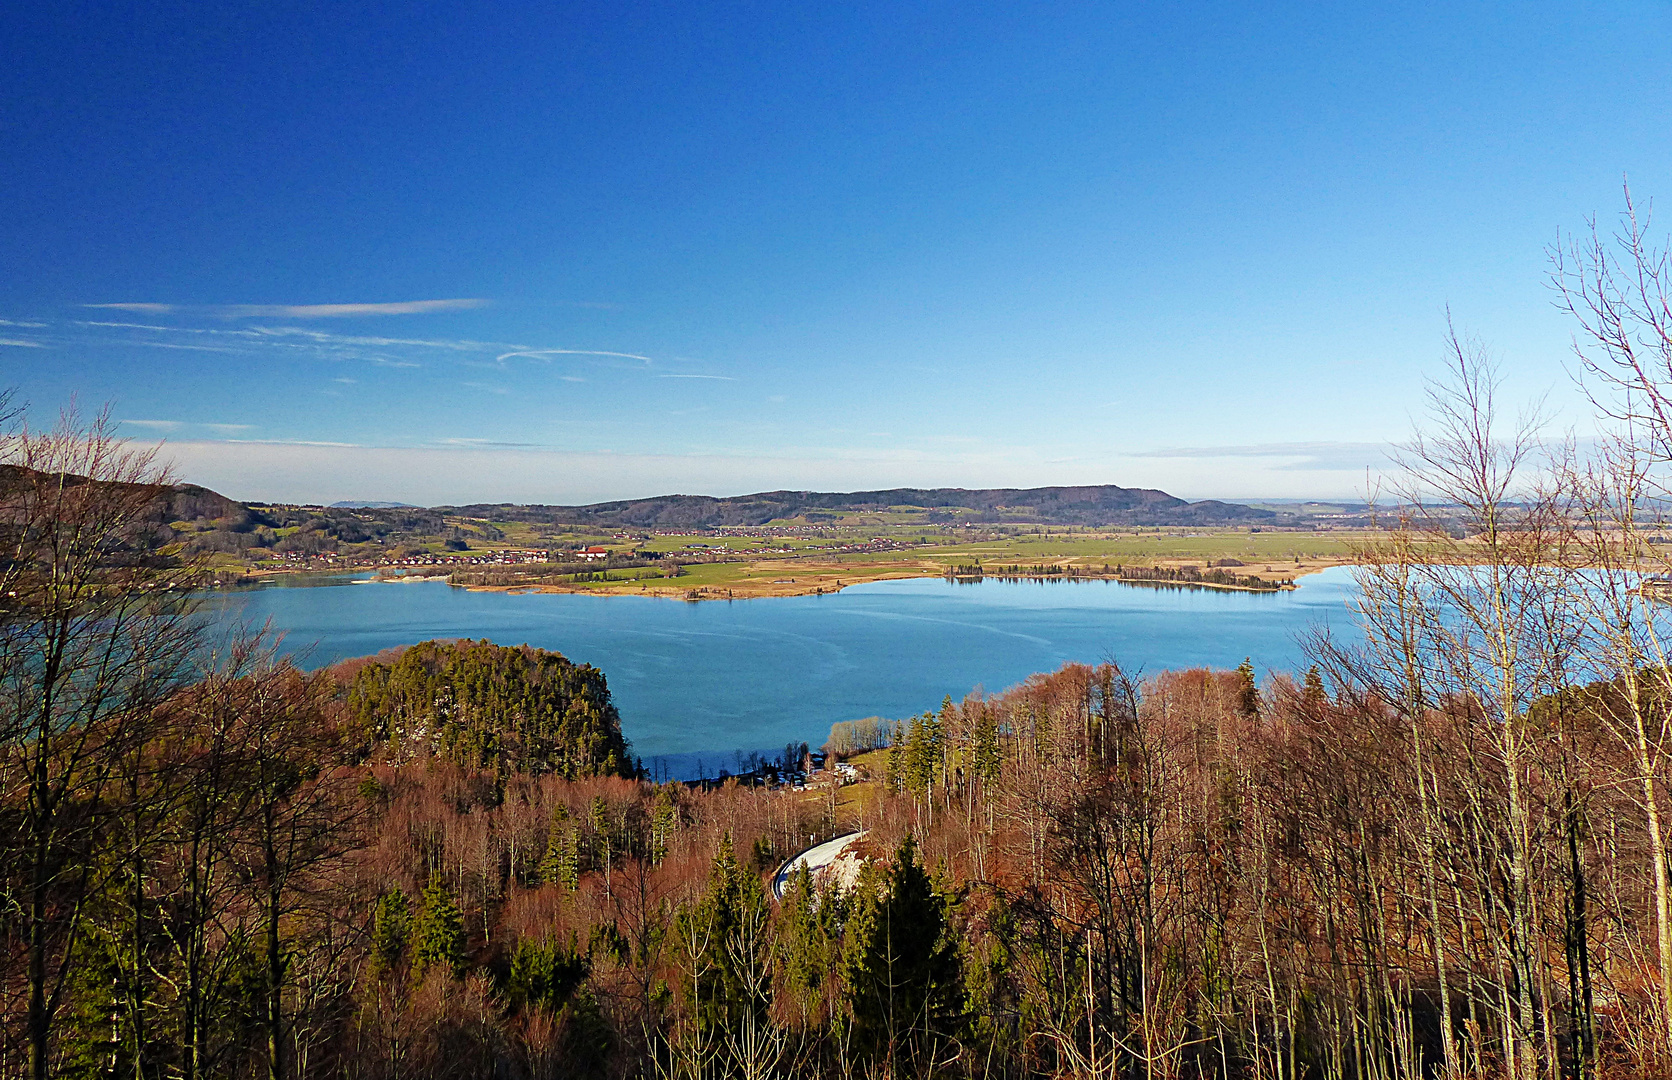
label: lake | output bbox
[208,568,1364,775]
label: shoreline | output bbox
[224,555,1354,601]
[434,560,1344,600]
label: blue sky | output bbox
[3,2,1669,504]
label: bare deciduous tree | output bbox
[0,403,204,1080]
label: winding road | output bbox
[771,830,868,900]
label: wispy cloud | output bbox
[246,326,499,350]
[20,311,730,391]
[121,419,253,435]
[497,347,654,363]
[493,346,733,384]
[1132,441,1393,471]
[84,299,489,318]
[212,438,363,448]
[77,320,196,332]
[75,319,490,350]
[0,319,47,328]
[133,340,243,353]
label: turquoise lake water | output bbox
[208,568,1363,774]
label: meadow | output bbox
[452,523,1371,598]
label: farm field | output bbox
[457,525,1374,599]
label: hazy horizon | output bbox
[166,465,1372,511]
[138,436,1396,506]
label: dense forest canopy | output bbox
[342,639,634,780]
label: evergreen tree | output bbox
[542,821,581,892]
[778,863,841,1028]
[885,720,907,792]
[371,888,410,972]
[1302,664,1328,709]
[411,876,466,977]
[678,835,773,1045]
[650,785,678,864]
[904,713,935,799]
[842,835,966,1072]
[540,803,583,891]
[505,936,589,1012]
[962,891,1021,1064]
[749,834,775,872]
[1235,657,1261,718]
[972,704,1002,786]
[589,795,612,878]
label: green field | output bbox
[511,525,1372,598]
[240,512,1372,597]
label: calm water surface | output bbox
[208,569,1363,771]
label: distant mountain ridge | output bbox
[3,467,1279,532]
[443,484,1277,528]
[0,470,1295,575]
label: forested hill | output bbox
[445,484,1276,528]
[339,639,634,779]
[11,465,1270,529]
[0,464,241,524]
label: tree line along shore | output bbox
[223,521,1356,599]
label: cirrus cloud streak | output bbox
[83,299,489,318]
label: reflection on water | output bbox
[204,568,1363,770]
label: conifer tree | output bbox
[371,888,410,972]
[1302,664,1328,709]
[904,713,934,800]
[541,822,580,892]
[936,694,955,787]
[1235,657,1261,717]
[842,835,965,1072]
[540,804,581,890]
[412,876,465,977]
[589,795,613,889]
[885,720,907,792]
[972,705,1002,787]
[650,785,678,864]
[778,863,839,1028]
[506,936,588,1012]
[679,834,773,1045]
